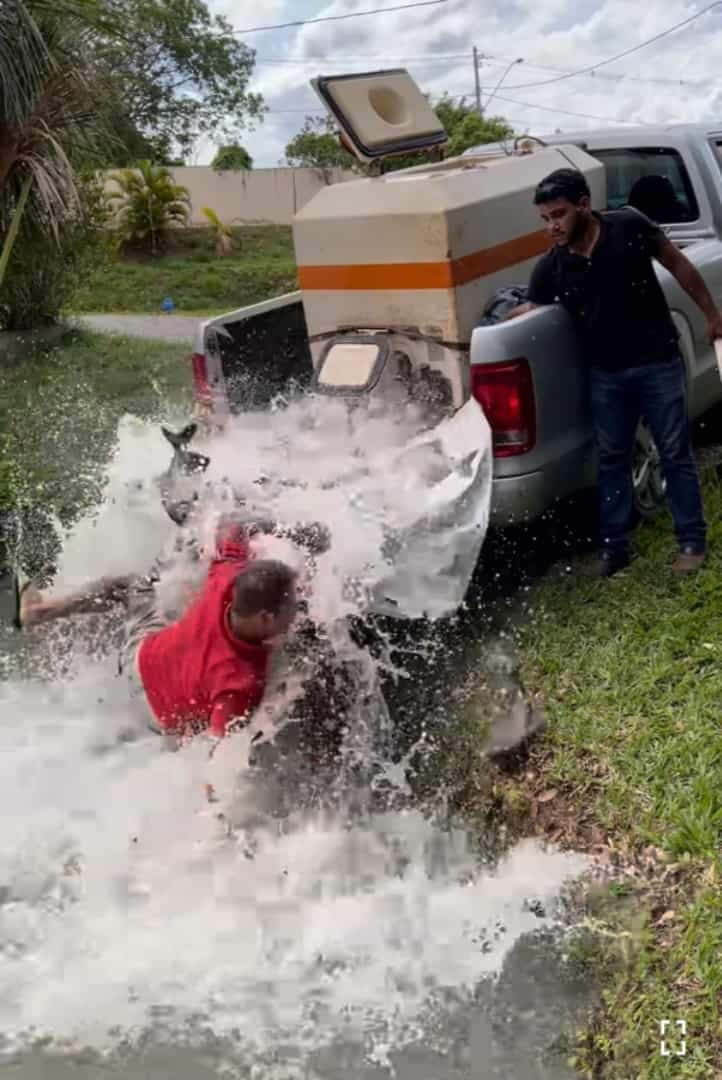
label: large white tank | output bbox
[295,144,605,345]
[293,71,605,407]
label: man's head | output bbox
[534,168,592,247]
[229,559,298,644]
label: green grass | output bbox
[0,329,191,578]
[514,480,722,1077]
[69,225,298,315]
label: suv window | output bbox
[593,147,699,224]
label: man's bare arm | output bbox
[656,237,722,341]
[502,301,540,322]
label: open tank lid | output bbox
[311,69,448,163]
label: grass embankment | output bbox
[0,329,191,578]
[70,225,298,316]
[492,482,722,1077]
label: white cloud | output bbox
[204,0,722,167]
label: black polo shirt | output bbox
[527,208,679,371]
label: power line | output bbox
[232,0,449,35]
[253,46,722,92]
[488,93,638,126]
[489,52,717,90]
[255,52,467,64]
[502,1,722,90]
[268,95,630,125]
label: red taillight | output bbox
[471,359,536,457]
[191,352,212,406]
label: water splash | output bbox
[0,398,588,1074]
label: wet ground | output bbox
[5,927,596,1080]
[0,407,606,1080]
[77,314,200,343]
[7,395,722,1080]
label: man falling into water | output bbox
[507,168,722,577]
[14,513,328,747]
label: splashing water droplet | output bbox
[0,396,588,1073]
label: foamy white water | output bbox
[1,399,588,1073]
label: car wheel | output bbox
[633,422,666,519]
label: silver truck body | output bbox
[466,123,722,523]
[191,123,722,549]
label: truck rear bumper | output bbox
[490,445,596,527]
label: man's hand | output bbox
[657,238,722,342]
[707,310,722,343]
[502,302,536,322]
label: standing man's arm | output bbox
[503,255,556,322]
[655,236,722,341]
[502,300,540,321]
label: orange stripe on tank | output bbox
[297,229,549,291]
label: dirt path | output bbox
[78,313,201,344]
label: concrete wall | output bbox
[104,166,355,226]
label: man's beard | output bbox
[567,209,589,247]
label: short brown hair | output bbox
[534,168,590,206]
[232,559,296,617]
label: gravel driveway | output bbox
[78,313,202,344]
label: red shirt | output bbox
[137,526,269,738]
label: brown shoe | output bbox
[672,547,706,575]
[578,551,630,579]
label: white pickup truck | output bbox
[192,115,722,529]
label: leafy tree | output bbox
[284,96,513,172]
[435,97,512,157]
[100,115,175,168]
[212,144,253,172]
[94,0,265,162]
[0,0,108,285]
[284,117,358,171]
[107,161,191,254]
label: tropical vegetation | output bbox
[107,161,191,254]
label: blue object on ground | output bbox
[161,297,175,313]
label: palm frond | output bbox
[201,205,232,237]
[202,206,220,227]
[0,2,111,240]
[0,0,50,129]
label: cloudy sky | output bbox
[202,0,722,167]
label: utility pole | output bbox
[484,57,524,115]
[473,46,482,115]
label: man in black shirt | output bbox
[509,167,722,577]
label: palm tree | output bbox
[201,206,233,257]
[0,0,47,187]
[0,0,107,285]
[107,161,191,254]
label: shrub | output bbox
[0,174,113,331]
[201,206,233,256]
[107,160,191,255]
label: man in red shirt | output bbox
[15,516,315,745]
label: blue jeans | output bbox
[590,355,706,558]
